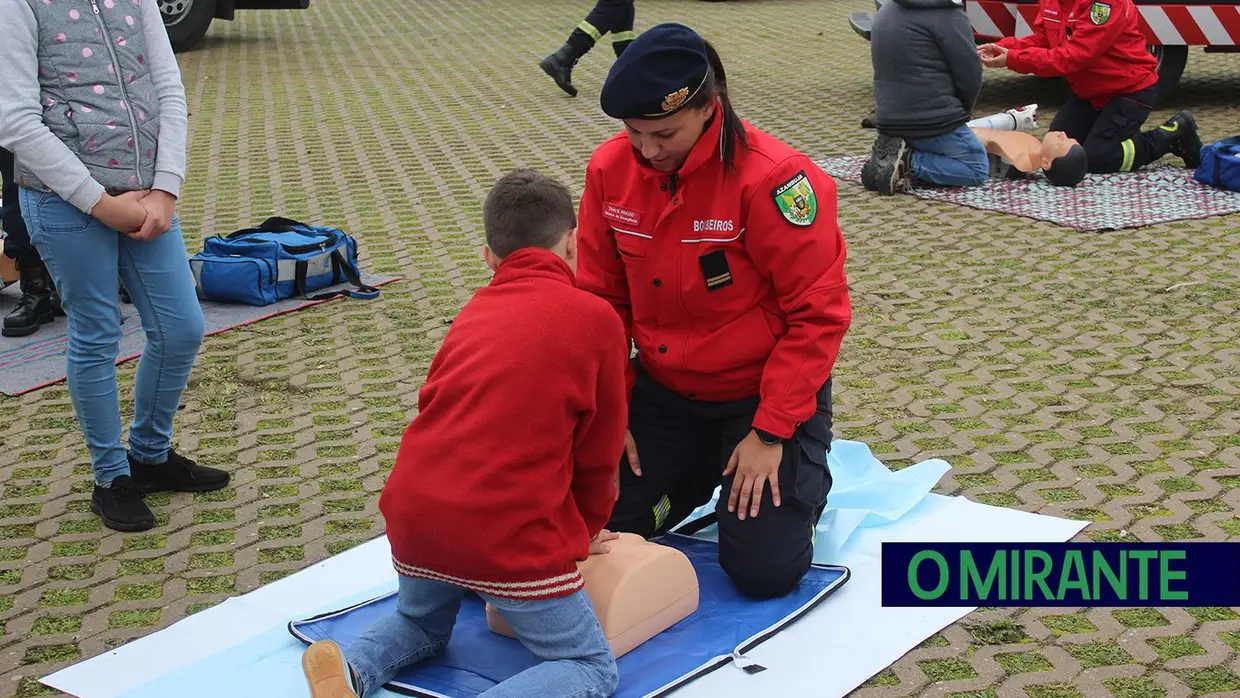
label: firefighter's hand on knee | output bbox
[723,431,783,520]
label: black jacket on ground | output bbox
[870,0,982,139]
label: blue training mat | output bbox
[288,534,849,698]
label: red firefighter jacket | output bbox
[576,112,852,439]
[998,0,1158,109]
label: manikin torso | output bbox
[972,128,1080,173]
[486,533,700,657]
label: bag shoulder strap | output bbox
[294,248,381,302]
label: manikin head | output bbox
[1040,131,1088,187]
[599,23,747,173]
[480,170,579,274]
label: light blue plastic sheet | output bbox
[681,440,951,563]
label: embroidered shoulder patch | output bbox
[1089,1,1111,25]
[772,170,817,227]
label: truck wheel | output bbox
[1148,44,1188,104]
[161,0,218,53]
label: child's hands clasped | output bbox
[89,190,178,240]
[91,191,149,234]
[589,529,620,555]
[131,190,177,241]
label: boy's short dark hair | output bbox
[483,170,577,258]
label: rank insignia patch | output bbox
[698,250,733,292]
[1089,2,1111,24]
[772,170,817,226]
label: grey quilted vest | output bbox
[16,0,162,198]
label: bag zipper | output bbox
[281,240,331,254]
[88,0,143,187]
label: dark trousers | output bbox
[1,148,36,262]
[607,360,834,600]
[569,0,636,57]
[1049,86,1171,174]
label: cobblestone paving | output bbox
[0,0,1238,696]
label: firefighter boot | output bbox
[1158,110,1204,169]
[540,43,582,98]
[2,257,63,338]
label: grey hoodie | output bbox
[0,0,188,214]
[870,0,983,139]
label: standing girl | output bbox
[0,0,229,532]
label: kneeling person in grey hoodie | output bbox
[862,0,989,194]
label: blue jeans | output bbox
[20,189,205,486]
[908,125,990,188]
[344,575,618,698]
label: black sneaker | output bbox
[869,135,911,195]
[129,449,231,494]
[92,475,155,532]
[1161,110,1203,169]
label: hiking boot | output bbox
[303,640,361,698]
[92,475,155,532]
[2,257,63,338]
[540,44,580,97]
[128,449,231,494]
[1160,110,1203,169]
[867,135,912,195]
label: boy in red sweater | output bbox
[301,170,629,698]
[978,0,1202,175]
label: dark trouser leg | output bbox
[541,0,634,95]
[1048,94,1099,144]
[1,148,36,261]
[607,362,715,538]
[2,152,63,337]
[608,1,636,57]
[580,0,633,49]
[713,379,835,600]
[1080,87,1162,174]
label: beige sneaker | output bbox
[302,640,360,698]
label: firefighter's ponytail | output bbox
[698,39,747,170]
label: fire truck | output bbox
[848,0,1240,102]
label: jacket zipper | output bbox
[89,0,143,187]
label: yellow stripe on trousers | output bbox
[577,21,602,41]
[1120,139,1136,172]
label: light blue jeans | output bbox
[20,189,205,486]
[908,125,991,188]
[344,574,618,698]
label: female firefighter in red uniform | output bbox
[575,23,852,600]
[978,0,1202,174]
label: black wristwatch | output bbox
[754,428,782,446]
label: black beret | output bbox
[600,23,711,120]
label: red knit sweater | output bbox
[379,248,629,600]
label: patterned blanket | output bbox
[816,155,1240,232]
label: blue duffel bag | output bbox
[1194,136,1240,193]
[190,217,379,306]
